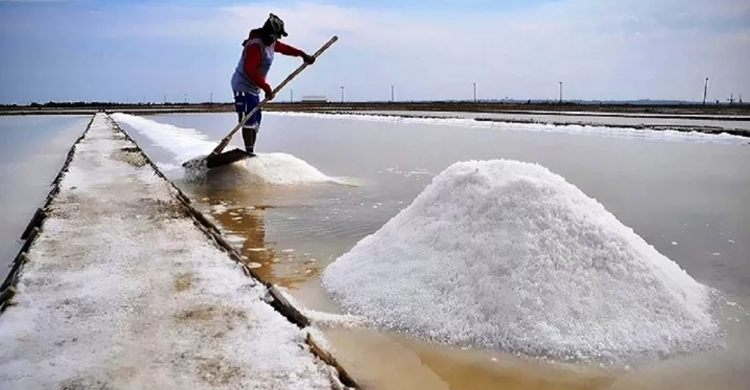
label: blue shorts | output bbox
[234,91,261,127]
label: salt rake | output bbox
[183,36,339,170]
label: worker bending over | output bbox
[230,13,315,155]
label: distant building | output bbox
[301,95,328,103]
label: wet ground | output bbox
[4,112,749,389]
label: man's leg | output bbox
[241,124,258,155]
[240,93,262,155]
[234,91,246,123]
[234,92,255,155]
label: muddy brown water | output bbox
[4,113,748,389]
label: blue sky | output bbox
[1,0,748,104]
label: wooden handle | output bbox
[210,36,339,156]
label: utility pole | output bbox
[472,82,477,102]
[163,95,166,104]
[184,93,187,104]
[702,78,709,105]
[210,92,213,104]
[559,81,563,103]
[740,94,743,104]
[290,89,294,103]
[340,86,345,103]
[729,93,734,105]
[391,84,395,102]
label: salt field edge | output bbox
[269,111,750,144]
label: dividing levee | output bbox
[0,113,356,389]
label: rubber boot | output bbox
[241,126,258,157]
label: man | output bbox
[231,13,315,156]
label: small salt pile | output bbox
[110,113,342,186]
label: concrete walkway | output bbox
[0,113,341,389]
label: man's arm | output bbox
[275,41,315,64]
[243,44,273,97]
[274,41,304,56]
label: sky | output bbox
[0,0,748,104]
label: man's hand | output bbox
[263,86,275,101]
[301,53,315,65]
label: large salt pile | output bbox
[322,159,720,363]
